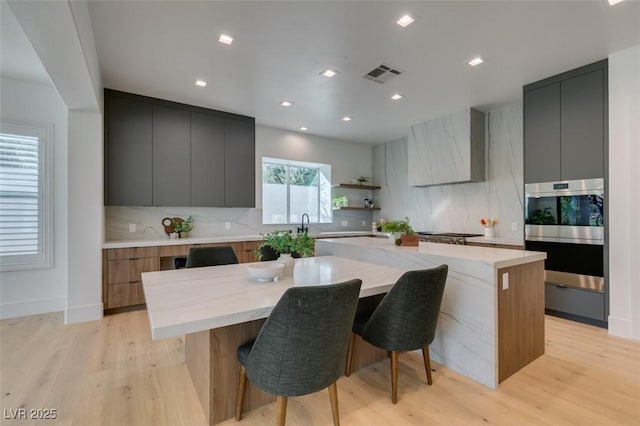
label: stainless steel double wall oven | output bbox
[525,178,606,324]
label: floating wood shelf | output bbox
[333,183,381,190]
[332,206,381,211]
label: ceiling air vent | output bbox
[363,64,403,84]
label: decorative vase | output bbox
[179,231,189,239]
[484,227,495,238]
[277,253,295,276]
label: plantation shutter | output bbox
[0,124,44,265]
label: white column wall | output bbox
[608,45,640,340]
[64,110,103,323]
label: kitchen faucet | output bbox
[298,213,309,234]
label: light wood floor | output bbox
[1,311,639,426]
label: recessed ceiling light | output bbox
[391,94,403,101]
[396,14,415,27]
[218,34,234,45]
[195,80,207,87]
[468,57,485,67]
[342,116,352,122]
[320,68,338,78]
[608,0,624,5]
[281,101,293,107]
[299,126,308,131]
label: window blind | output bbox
[0,130,41,259]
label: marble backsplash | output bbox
[105,206,374,241]
[373,103,524,239]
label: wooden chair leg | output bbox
[328,382,340,426]
[345,333,356,376]
[390,351,399,404]
[235,365,247,421]
[422,345,433,385]
[276,396,288,426]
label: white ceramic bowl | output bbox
[247,262,284,282]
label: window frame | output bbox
[0,122,53,271]
[261,157,332,225]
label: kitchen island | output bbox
[316,237,546,390]
[142,256,406,425]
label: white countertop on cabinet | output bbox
[465,235,525,247]
[102,231,374,249]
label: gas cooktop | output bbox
[416,232,483,238]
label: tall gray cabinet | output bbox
[104,89,255,207]
[524,60,607,183]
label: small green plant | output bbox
[332,196,348,208]
[257,230,316,258]
[357,176,371,184]
[381,217,414,235]
[172,216,194,233]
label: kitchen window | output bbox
[262,157,332,224]
[0,122,52,271]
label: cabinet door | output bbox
[191,112,225,206]
[153,105,191,206]
[106,96,153,205]
[224,119,255,207]
[524,83,561,183]
[560,69,604,180]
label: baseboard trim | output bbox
[608,315,632,339]
[64,303,103,324]
[0,297,66,319]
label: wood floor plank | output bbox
[1,312,638,426]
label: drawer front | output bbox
[106,247,159,260]
[545,283,605,321]
[159,244,191,257]
[107,281,145,309]
[107,257,159,284]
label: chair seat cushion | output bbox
[237,340,255,366]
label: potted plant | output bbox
[172,216,194,238]
[381,217,418,246]
[257,230,315,275]
[357,176,371,185]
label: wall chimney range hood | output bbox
[408,108,486,187]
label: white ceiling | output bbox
[4,1,640,144]
[0,2,50,85]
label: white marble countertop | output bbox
[102,231,374,249]
[465,235,524,246]
[142,255,405,340]
[318,237,544,269]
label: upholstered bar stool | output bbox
[345,265,448,404]
[185,246,238,268]
[235,279,362,426]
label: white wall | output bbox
[65,110,103,323]
[255,125,373,209]
[608,45,640,340]
[372,103,524,240]
[0,77,69,318]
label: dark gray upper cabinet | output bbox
[104,89,255,207]
[524,83,561,183]
[523,60,607,184]
[224,119,255,207]
[560,69,604,180]
[153,105,191,206]
[106,96,153,206]
[191,112,225,207]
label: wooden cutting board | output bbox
[161,217,184,236]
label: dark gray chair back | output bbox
[361,265,448,352]
[186,246,238,268]
[244,279,362,397]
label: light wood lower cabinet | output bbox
[104,247,159,310]
[103,241,262,312]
